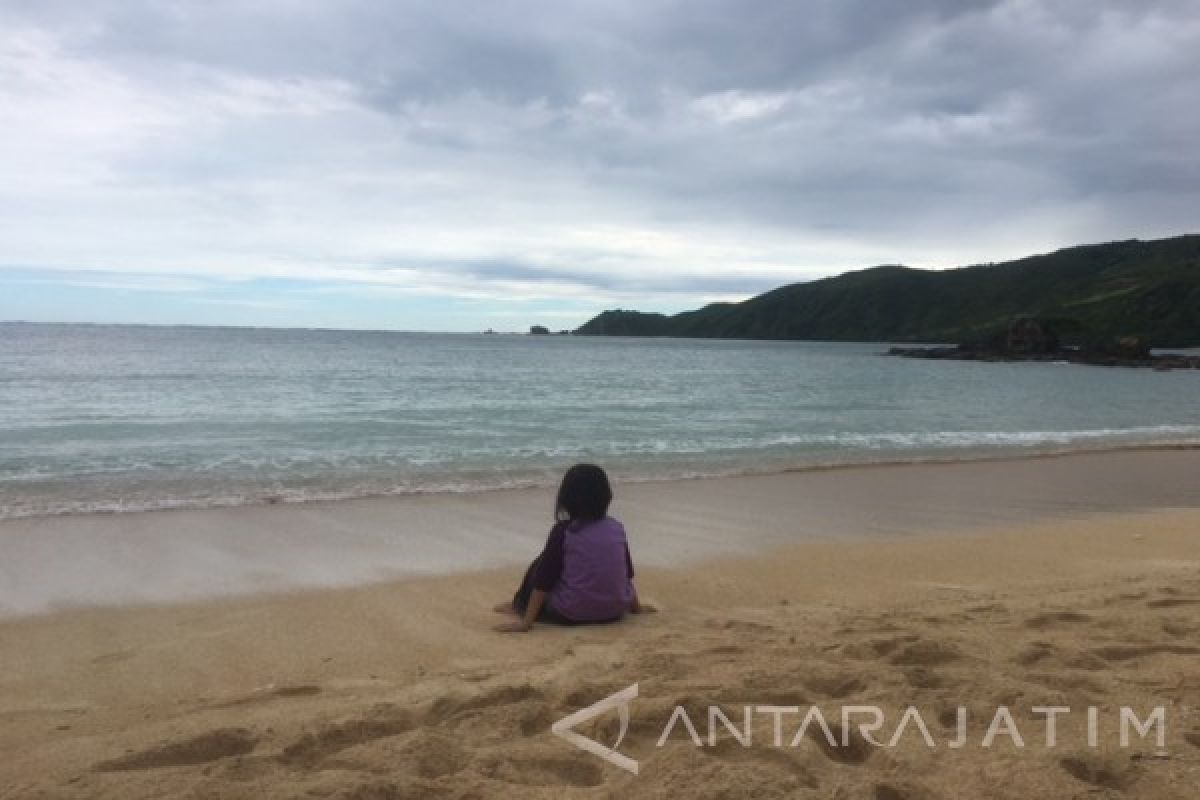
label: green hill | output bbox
[575,235,1200,347]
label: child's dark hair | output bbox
[554,463,613,522]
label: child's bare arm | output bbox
[495,589,545,632]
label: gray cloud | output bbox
[0,0,1197,323]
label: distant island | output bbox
[575,234,1200,349]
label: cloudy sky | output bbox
[1,0,1197,330]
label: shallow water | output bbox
[2,322,1199,519]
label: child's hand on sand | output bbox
[494,619,532,633]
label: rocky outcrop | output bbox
[888,344,1200,369]
[889,319,1199,370]
[1004,316,1059,354]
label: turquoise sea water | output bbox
[2,321,1199,520]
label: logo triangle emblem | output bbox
[551,682,639,774]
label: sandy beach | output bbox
[6,1,1200,797]
[2,449,1199,798]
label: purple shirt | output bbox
[532,517,634,622]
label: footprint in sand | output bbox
[887,639,962,667]
[874,782,937,800]
[1161,619,1197,636]
[702,734,820,788]
[805,722,874,765]
[1089,643,1200,662]
[1059,754,1141,790]
[93,728,257,771]
[279,705,414,767]
[426,684,544,723]
[1183,731,1200,749]
[337,779,444,800]
[903,666,947,689]
[337,780,406,800]
[1023,610,1091,629]
[936,708,959,730]
[393,730,470,779]
[841,635,919,660]
[426,684,554,741]
[1014,641,1056,667]
[1147,597,1200,608]
[874,784,905,800]
[478,754,604,787]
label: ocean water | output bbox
[2,321,1199,520]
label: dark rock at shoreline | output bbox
[887,344,1200,370]
[888,316,1200,369]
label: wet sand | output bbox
[2,446,1199,616]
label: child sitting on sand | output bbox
[494,463,654,632]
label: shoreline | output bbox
[2,506,1199,797]
[3,446,1200,619]
[4,437,1200,523]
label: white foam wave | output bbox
[3,426,1199,520]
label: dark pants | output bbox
[512,558,623,627]
[512,557,581,625]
